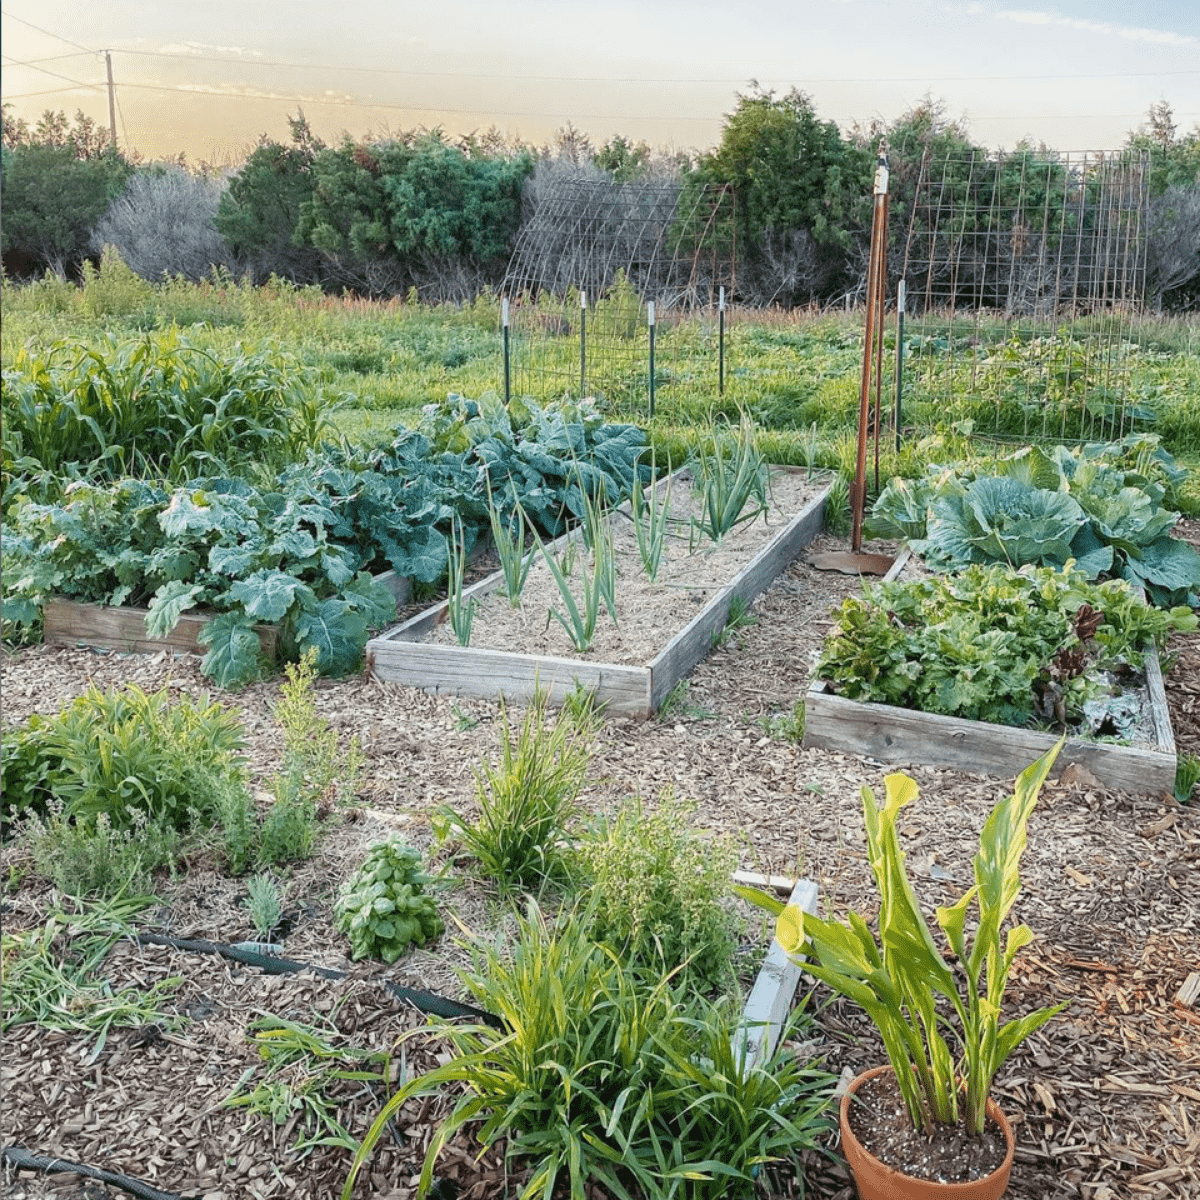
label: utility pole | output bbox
[105,51,117,150]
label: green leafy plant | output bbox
[740,741,1068,1140]
[572,790,742,992]
[817,563,1197,730]
[342,899,837,1200]
[434,690,590,894]
[334,841,444,963]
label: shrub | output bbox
[91,166,240,283]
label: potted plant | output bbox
[741,740,1067,1199]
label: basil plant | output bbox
[742,741,1067,1138]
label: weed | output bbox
[656,680,717,723]
[1175,753,1200,804]
[225,1010,390,1157]
[712,594,757,649]
[757,698,807,743]
[2,895,180,1063]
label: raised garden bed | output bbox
[802,549,1179,796]
[42,570,411,660]
[366,469,831,716]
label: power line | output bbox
[112,46,1200,86]
[1,52,103,91]
[1,49,94,65]
[2,84,95,99]
[0,10,95,55]
[101,79,1195,127]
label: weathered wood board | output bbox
[366,473,831,716]
[42,569,410,661]
[801,547,1178,795]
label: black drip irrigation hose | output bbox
[133,932,504,1028]
[2,1145,193,1200]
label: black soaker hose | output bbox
[133,932,504,1028]
[2,1145,192,1200]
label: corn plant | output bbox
[690,410,770,545]
[445,515,476,646]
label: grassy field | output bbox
[3,259,1198,511]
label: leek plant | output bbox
[537,486,617,653]
[445,516,475,646]
[484,475,534,605]
[630,453,672,583]
[690,410,770,545]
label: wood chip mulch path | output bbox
[2,525,1197,1200]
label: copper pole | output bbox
[852,143,889,552]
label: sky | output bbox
[2,1,1198,166]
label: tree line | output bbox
[3,91,1198,311]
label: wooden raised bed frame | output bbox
[801,550,1179,797]
[42,571,410,661]
[365,472,831,717]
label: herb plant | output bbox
[334,841,444,963]
[572,790,742,992]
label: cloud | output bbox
[966,5,1199,46]
[157,42,264,58]
[175,82,355,104]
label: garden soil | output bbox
[2,521,1197,1200]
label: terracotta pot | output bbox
[839,1066,1016,1200]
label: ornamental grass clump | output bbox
[741,740,1068,1140]
[342,899,837,1200]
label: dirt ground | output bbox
[2,521,1197,1200]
